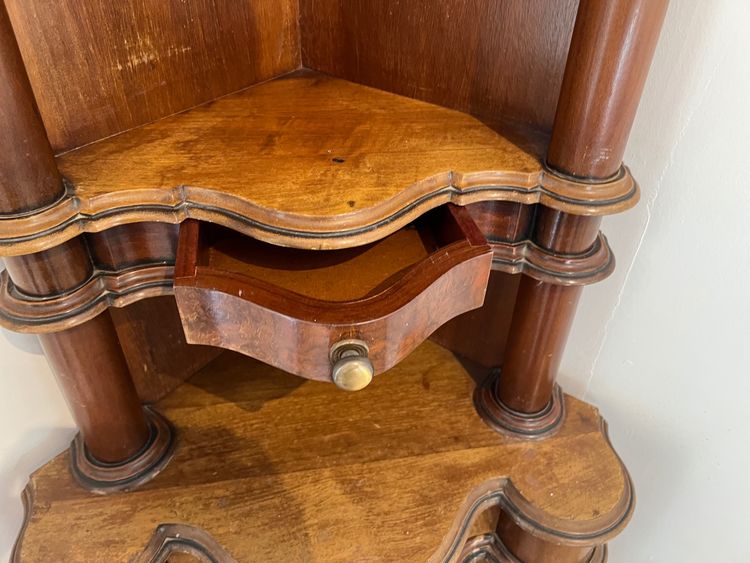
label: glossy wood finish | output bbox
[0,71,640,257]
[433,202,599,371]
[68,405,176,494]
[174,206,493,382]
[493,211,601,414]
[3,239,91,296]
[489,230,612,286]
[0,260,173,333]
[0,5,172,483]
[535,209,603,254]
[0,224,218,404]
[300,0,579,133]
[86,222,178,271]
[54,70,533,228]
[0,1,63,214]
[4,0,300,153]
[0,0,665,556]
[13,342,633,562]
[1,259,174,488]
[431,272,521,369]
[85,223,220,402]
[548,0,670,179]
[432,201,531,369]
[5,223,177,300]
[18,264,177,489]
[490,0,668,424]
[500,282,583,414]
[37,313,148,463]
[467,202,535,244]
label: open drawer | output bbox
[174,205,492,390]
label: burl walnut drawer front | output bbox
[174,205,491,389]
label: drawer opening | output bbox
[177,205,487,303]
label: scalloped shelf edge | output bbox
[0,167,637,257]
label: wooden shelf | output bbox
[0,70,637,256]
[13,341,632,562]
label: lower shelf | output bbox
[13,341,632,562]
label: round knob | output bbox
[330,339,374,391]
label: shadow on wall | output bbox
[559,0,723,398]
[0,263,76,562]
[2,329,44,356]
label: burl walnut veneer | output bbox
[0,0,668,561]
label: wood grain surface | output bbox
[0,1,64,214]
[300,0,579,133]
[13,341,632,562]
[4,0,300,153]
[0,71,637,256]
[84,224,220,402]
[547,0,670,179]
[56,69,538,219]
[37,313,150,463]
[174,206,493,381]
[494,0,668,417]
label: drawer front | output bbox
[174,205,492,388]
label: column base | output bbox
[474,369,565,439]
[460,533,607,563]
[69,406,176,494]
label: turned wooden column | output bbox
[490,0,669,560]
[0,2,61,213]
[495,0,669,418]
[4,247,149,463]
[497,213,600,413]
[0,2,156,475]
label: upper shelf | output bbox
[0,70,637,255]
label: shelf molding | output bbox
[490,231,614,286]
[0,233,614,334]
[132,524,237,563]
[0,262,173,333]
[459,533,606,563]
[0,166,636,257]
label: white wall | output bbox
[0,321,74,562]
[1,2,749,561]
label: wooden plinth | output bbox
[12,341,632,562]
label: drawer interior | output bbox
[180,205,486,304]
[204,226,432,302]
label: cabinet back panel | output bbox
[5,0,300,153]
[300,0,579,133]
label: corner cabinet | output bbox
[1,1,667,561]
